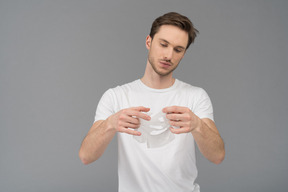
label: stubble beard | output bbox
[148,55,179,77]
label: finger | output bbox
[137,112,151,121]
[129,110,151,121]
[121,122,140,129]
[126,116,140,125]
[119,127,141,136]
[169,120,187,127]
[162,106,189,114]
[166,113,186,121]
[132,106,150,112]
[119,113,140,125]
[170,127,190,134]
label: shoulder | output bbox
[176,79,207,95]
[110,79,139,92]
[177,80,214,120]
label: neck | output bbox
[141,61,175,89]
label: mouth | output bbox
[159,60,172,68]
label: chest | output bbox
[116,90,194,114]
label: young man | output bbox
[79,12,225,192]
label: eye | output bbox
[174,48,183,53]
[160,43,168,47]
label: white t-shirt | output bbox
[94,79,214,192]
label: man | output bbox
[79,12,225,192]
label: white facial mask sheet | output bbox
[133,111,175,148]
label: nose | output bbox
[163,47,173,61]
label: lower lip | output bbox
[160,62,171,68]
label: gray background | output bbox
[1,0,287,191]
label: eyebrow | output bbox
[159,38,186,50]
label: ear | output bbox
[145,35,152,50]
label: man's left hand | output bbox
[162,106,202,134]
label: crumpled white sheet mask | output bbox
[133,111,175,148]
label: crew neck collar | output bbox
[138,79,179,92]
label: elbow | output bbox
[213,150,225,165]
[79,151,89,165]
[79,150,94,165]
[213,158,224,165]
[79,148,101,165]
[80,157,90,165]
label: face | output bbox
[146,25,188,76]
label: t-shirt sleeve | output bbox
[94,89,116,123]
[193,88,214,122]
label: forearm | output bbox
[192,119,225,164]
[79,119,116,165]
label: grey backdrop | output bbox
[1,0,287,192]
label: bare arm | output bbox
[79,119,116,165]
[191,118,225,164]
[163,106,225,164]
[79,106,151,165]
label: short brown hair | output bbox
[149,12,199,49]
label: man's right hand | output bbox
[107,106,151,136]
